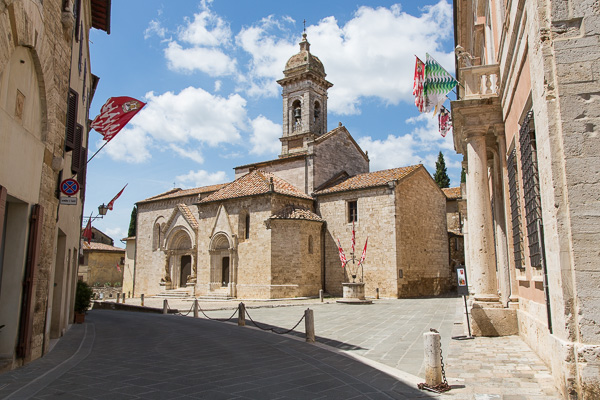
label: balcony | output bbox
[459,64,500,100]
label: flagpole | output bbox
[86,139,110,164]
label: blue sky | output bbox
[84,0,459,245]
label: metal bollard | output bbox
[305,308,315,343]
[319,289,323,302]
[376,288,379,299]
[122,294,126,304]
[424,331,442,386]
[162,299,168,315]
[193,299,199,318]
[141,294,145,307]
[116,293,121,303]
[238,302,246,326]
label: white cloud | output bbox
[178,9,232,47]
[168,144,204,163]
[165,41,237,76]
[99,126,152,164]
[104,227,127,246]
[176,169,229,188]
[358,110,455,172]
[308,1,454,115]
[100,87,248,164]
[235,16,297,97]
[144,19,167,39]
[249,115,281,156]
[140,87,247,146]
[214,80,222,92]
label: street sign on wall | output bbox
[60,178,80,196]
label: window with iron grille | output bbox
[507,148,524,269]
[519,111,545,268]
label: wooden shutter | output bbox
[17,204,44,359]
[71,124,83,174]
[78,147,88,201]
[74,0,81,42]
[65,89,78,151]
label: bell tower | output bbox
[277,33,333,156]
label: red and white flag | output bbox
[438,106,452,137]
[83,217,92,243]
[413,56,426,112]
[359,237,368,266]
[337,239,347,268]
[90,97,146,142]
[107,184,128,211]
[351,221,356,254]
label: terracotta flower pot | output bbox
[74,312,85,324]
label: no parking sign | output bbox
[60,178,80,196]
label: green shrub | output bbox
[74,281,93,313]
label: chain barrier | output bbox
[198,303,238,322]
[244,308,305,335]
[164,299,305,336]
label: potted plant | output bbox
[74,280,93,323]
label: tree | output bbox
[434,151,451,188]
[128,206,137,237]
[461,167,466,184]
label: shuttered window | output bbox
[78,146,87,201]
[65,89,78,151]
[71,124,83,174]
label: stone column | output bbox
[228,248,235,297]
[465,132,498,301]
[491,149,510,306]
[496,130,519,301]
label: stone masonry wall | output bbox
[270,219,322,298]
[85,251,125,288]
[313,128,369,192]
[0,0,77,365]
[396,168,451,297]
[318,187,398,298]
[524,0,600,397]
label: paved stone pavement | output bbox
[0,296,562,399]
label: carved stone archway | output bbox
[209,232,237,297]
[164,228,196,290]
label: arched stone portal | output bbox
[164,229,195,290]
[209,233,236,296]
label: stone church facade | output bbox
[132,33,451,300]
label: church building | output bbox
[132,34,451,300]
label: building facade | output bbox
[452,0,600,397]
[0,0,109,371]
[132,34,452,301]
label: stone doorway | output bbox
[221,256,230,287]
[180,255,191,288]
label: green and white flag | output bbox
[424,53,457,115]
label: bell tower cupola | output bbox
[277,33,333,156]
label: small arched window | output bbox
[292,100,301,131]
[245,214,250,239]
[308,235,314,254]
[152,223,161,251]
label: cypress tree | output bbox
[461,167,466,184]
[128,206,137,237]
[434,151,451,188]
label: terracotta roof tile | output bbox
[442,187,462,199]
[200,170,312,203]
[139,183,227,204]
[83,242,125,252]
[315,165,422,195]
[270,205,323,222]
